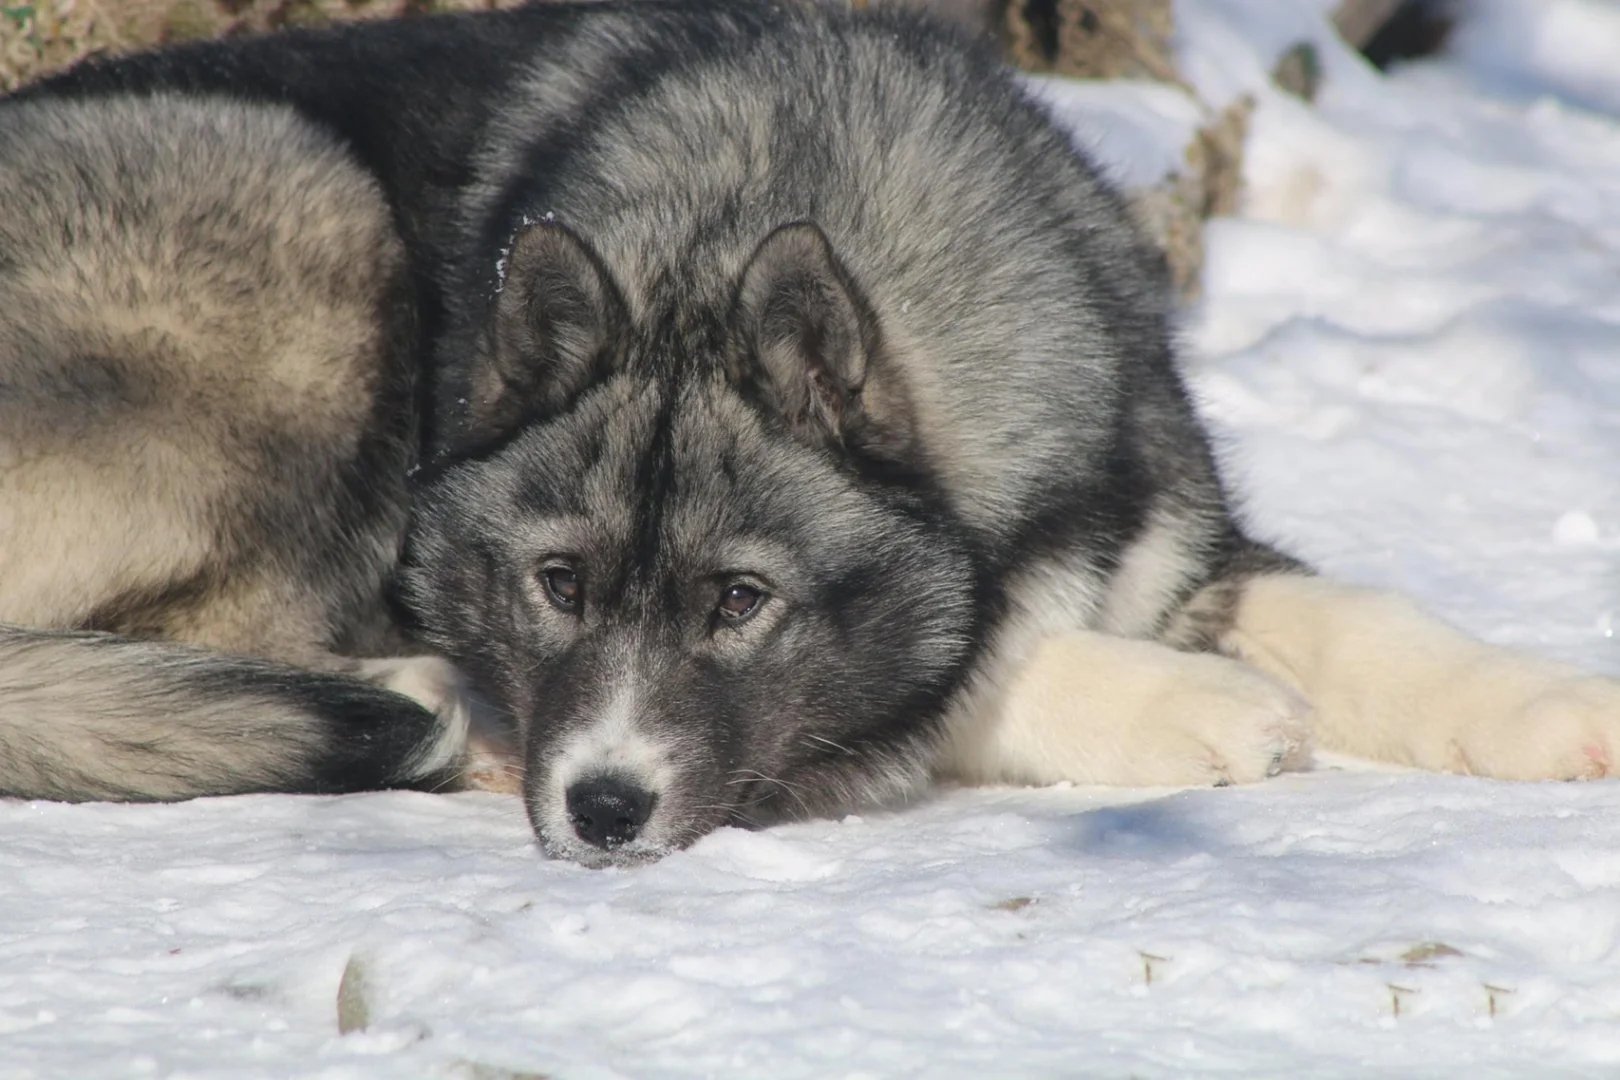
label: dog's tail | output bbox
[0,625,467,802]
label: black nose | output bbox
[565,775,655,850]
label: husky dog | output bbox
[4,1,1617,866]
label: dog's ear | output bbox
[439,220,627,455]
[731,222,915,458]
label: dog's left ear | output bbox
[731,222,916,457]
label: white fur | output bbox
[934,553,1104,775]
[1223,575,1620,780]
[531,667,688,863]
[550,678,673,789]
[940,629,1312,787]
[1096,507,1212,638]
[355,656,472,780]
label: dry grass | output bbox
[0,0,528,91]
[1002,0,1178,83]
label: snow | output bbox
[1444,0,1620,117]
[1022,77,1203,191]
[7,2,1620,1076]
[8,777,1620,1078]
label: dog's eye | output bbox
[542,565,583,613]
[717,583,764,622]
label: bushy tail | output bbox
[0,626,465,802]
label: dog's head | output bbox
[402,220,976,866]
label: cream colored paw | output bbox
[1219,574,1620,781]
[940,632,1314,789]
[1442,671,1620,781]
[1124,654,1315,787]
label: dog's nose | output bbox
[565,775,655,849]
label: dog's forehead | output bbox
[515,377,821,562]
[565,378,806,491]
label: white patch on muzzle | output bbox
[530,670,685,865]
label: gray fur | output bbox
[1,2,1307,858]
[399,4,1272,865]
[0,94,460,799]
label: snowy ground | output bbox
[7,2,1620,1076]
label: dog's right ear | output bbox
[437,220,627,456]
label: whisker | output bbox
[727,768,811,816]
[800,733,856,756]
[726,768,806,791]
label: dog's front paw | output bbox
[1445,670,1620,781]
[943,632,1314,789]
[1106,649,1315,788]
[1140,654,1315,790]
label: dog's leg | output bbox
[1205,573,1620,779]
[353,656,523,793]
[937,630,1313,788]
[352,655,477,782]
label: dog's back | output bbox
[0,93,461,799]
